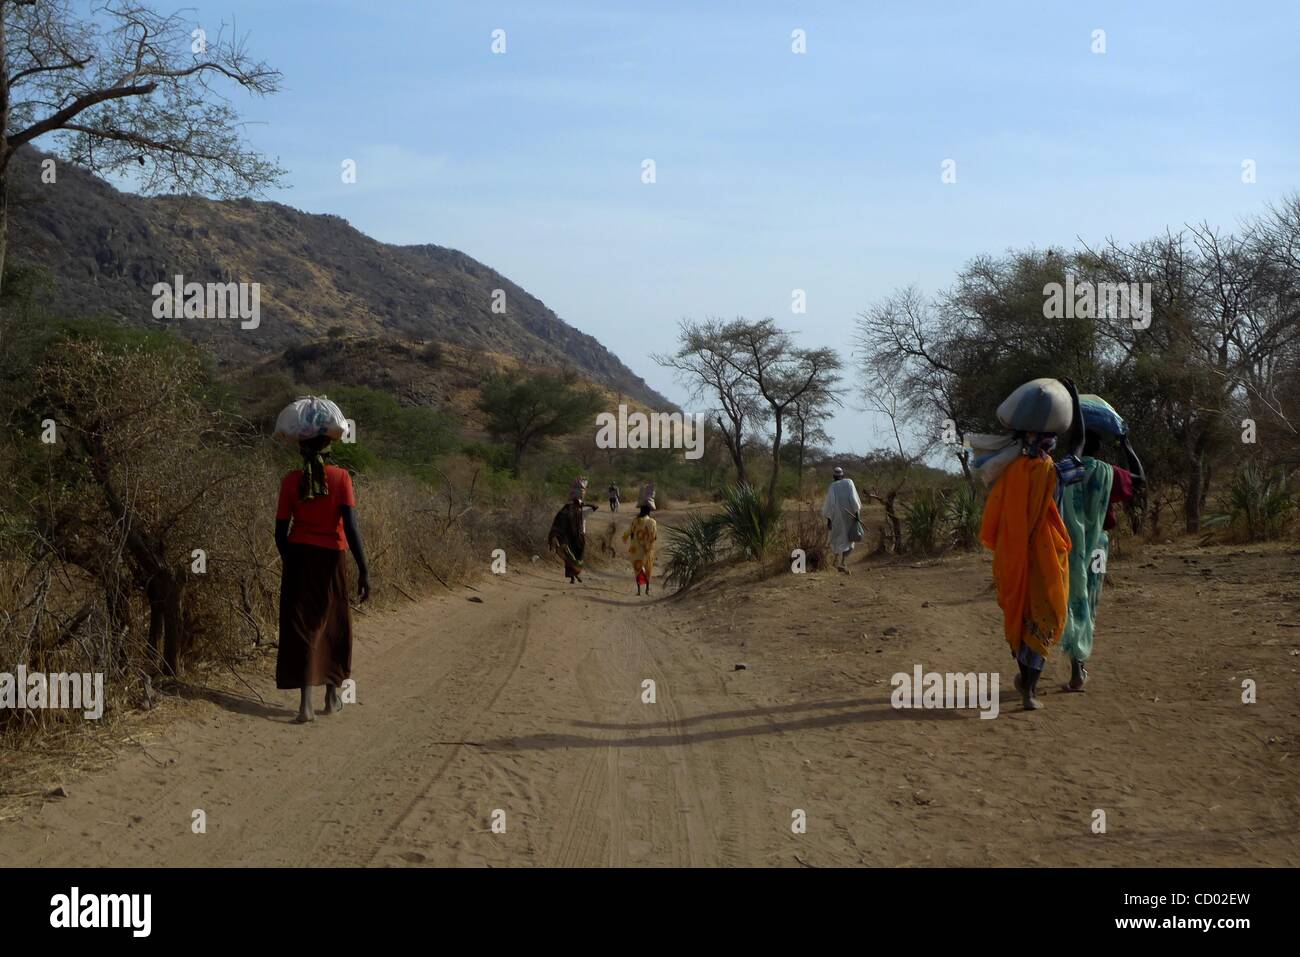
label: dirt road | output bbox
[5,535,1298,867]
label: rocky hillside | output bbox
[5,147,668,407]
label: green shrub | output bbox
[717,482,782,560]
[663,514,723,591]
[946,482,983,550]
[1206,463,1294,541]
[904,488,947,554]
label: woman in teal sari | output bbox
[1059,427,1144,690]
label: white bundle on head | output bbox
[273,396,348,446]
[996,378,1072,433]
[969,378,1076,487]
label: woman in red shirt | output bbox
[275,434,371,723]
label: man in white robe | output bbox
[820,466,862,573]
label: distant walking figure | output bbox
[608,482,620,512]
[275,434,370,723]
[820,466,862,573]
[548,476,598,583]
[623,497,658,595]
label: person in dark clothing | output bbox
[548,477,598,583]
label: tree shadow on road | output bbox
[467,693,1005,751]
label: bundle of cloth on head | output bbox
[273,395,349,502]
[1079,393,1127,438]
[569,476,589,502]
[975,378,1076,670]
[965,378,1073,488]
[637,482,655,510]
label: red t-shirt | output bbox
[276,465,356,550]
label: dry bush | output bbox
[777,506,830,573]
[0,338,563,750]
[357,470,479,596]
[474,487,556,559]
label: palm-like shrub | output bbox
[1207,463,1294,541]
[716,482,783,560]
[904,488,947,554]
[946,482,983,550]
[663,514,724,591]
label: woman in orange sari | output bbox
[979,379,1082,710]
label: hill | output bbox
[4,147,669,408]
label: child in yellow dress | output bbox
[622,501,658,596]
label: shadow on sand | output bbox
[175,682,297,721]
[466,692,1018,752]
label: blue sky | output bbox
[175,0,1297,451]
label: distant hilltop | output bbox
[6,146,670,409]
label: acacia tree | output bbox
[654,318,768,486]
[477,369,603,476]
[718,318,842,507]
[0,0,283,295]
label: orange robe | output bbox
[979,455,1072,658]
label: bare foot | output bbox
[295,688,315,723]
[324,685,344,715]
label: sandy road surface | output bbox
[5,533,1298,867]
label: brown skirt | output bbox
[277,544,353,689]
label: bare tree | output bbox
[654,318,768,486]
[1084,215,1300,531]
[715,318,842,507]
[857,361,936,551]
[855,285,975,481]
[788,385,836,496]
[0,0,283,295]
